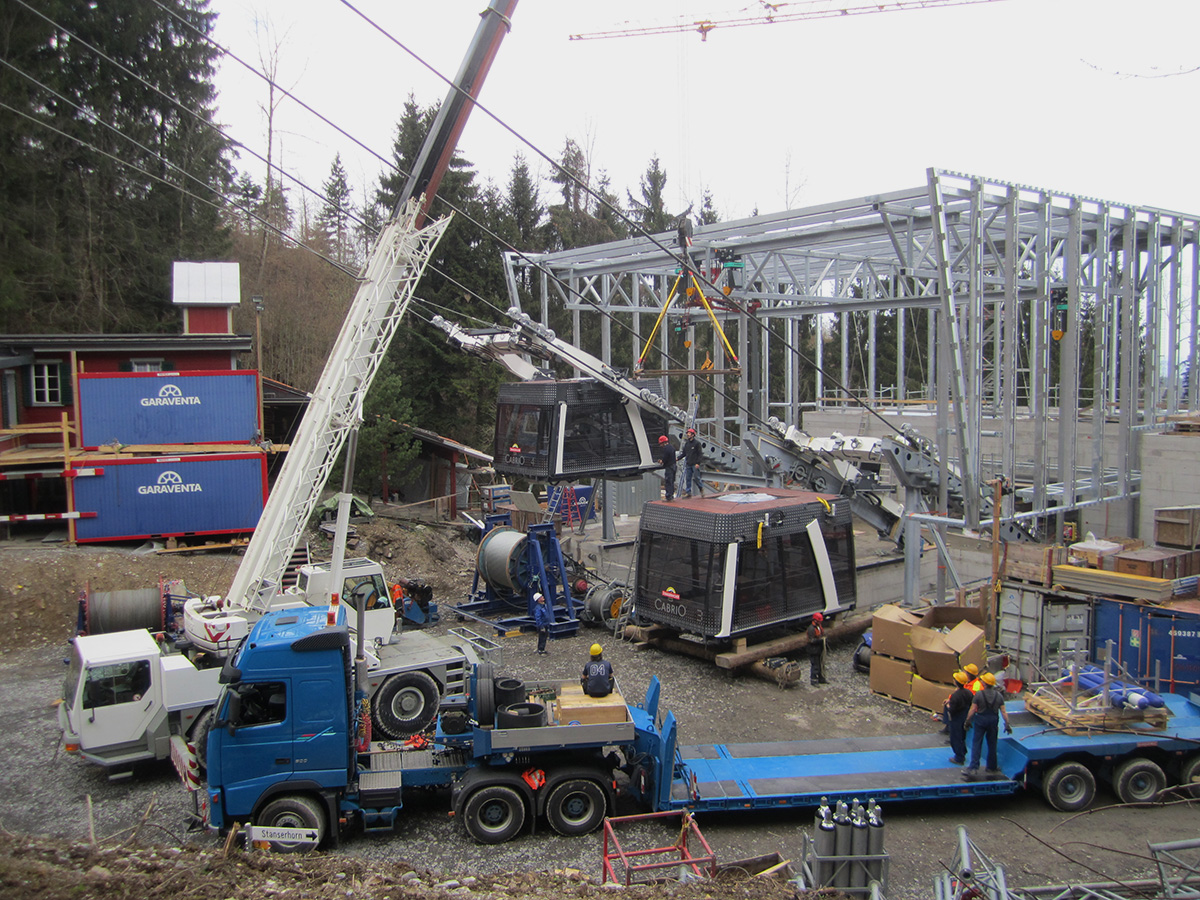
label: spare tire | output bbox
[496,701,547,729]
[494,677,525,709]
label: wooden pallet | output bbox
[1024,687,1169,735]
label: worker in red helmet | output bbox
[681,427,705,498]
[657,433,678,502]
[806,612,828,686]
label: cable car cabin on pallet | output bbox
[635,488,856,644]
[492,378,669,481]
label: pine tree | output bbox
[628,156,672,234]
[504,153,543,249]
[317,153,355,265]
[698,188,720,225]
[0,0,232,332]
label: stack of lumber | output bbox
[1051,564,1174,602]
[1024,683,1169,735]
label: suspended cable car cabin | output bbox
[493,378,670,481]
[635,488,857,643]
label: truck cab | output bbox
[204,606,354,842]
[60,629,219,776]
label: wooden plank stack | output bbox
[1051,564,1175,603]
[1005,543,1067,586]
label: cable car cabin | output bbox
[493,378,670,481]
[635,488,856,643]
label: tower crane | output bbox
[569,0,1009,42]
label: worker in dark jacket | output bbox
[681,427,705,497]
[532,592,553,655]
[582,643,614,697]
[806,612,828,685]
[657,434,678,502]
[963,672,1012,778]
[946,671,973,765]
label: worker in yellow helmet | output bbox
[964,663,983,693]
[582,643,614,697]
[945,671,973,766]
[963,671,1013,779]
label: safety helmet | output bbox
[590,643,603,656]
[981,672,997,686]
[658,435,669,443]
[812,612,824,623]
[964,663,979,676]
[953,671,968,685]
[534,592,545,601]
[686,427,696,436]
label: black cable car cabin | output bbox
[635,488,856,642]
[493,378,670,481]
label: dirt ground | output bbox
[0,517,1197,900]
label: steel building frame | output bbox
[503,169,1200,540]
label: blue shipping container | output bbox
[79,371,259,447]
[1092,597,1200,692]
[72,453,267,542]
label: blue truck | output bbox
[178,606,1200,850]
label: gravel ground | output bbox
[4,619,1199,898]
[1,526,1198,898]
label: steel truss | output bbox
[503,169,1200,541]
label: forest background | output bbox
[0,0,1095,496]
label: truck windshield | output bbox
[345,573,388,611]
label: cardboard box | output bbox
[909,674,956,714]
[906,606,986,684]
[870,605,922,660]
[868,653,912,701]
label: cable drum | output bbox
[476,527,528,594]
[580,583,629,629]
[82,588,166,635]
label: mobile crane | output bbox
[58,0,519,775]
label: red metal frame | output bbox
[601,810,717,886]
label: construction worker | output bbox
[582,643,614,697]
[946,671,973,766]
[681,427,705,498]
[962,671,1012,779]
[963,662,983,693]
[807,612,828,685]
[657,434,678,502]
[532,592,553,655]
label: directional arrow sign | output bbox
[245,825,319,845]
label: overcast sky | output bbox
[208,0,1200,225]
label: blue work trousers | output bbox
[969,712,1000,771]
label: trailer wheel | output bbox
[1113,757,1165,804]
[256,795,325,851]
[1179,754,1200,798]
[462,785,526,844]
[373,671,439,739]
[545,779,607,836]
[1042,761,1096,812]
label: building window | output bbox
[30,361,63,406]
[131,359,164,372]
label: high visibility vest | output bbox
[966,677,983,693]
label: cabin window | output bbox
[29,361,64,406]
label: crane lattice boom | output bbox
[569,0,1008,41]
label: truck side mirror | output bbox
[225,693,242,735]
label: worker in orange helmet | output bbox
[807,612,828,685]
[657,434,677,502]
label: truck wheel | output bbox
[190,709,214,773]
[256,796,325,851]
[1042,761,1095,812]
[1179,754,1200,798]
[1113,757,1165,804]
[545,779,606,836]
[463,785,526,844]
[373,671,439,739]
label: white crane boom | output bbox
[228,202,451,611]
